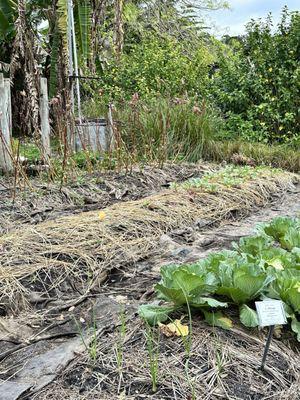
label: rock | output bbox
[194,219,213,229]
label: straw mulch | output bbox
[33,317,300,400]
[0,168,299,313]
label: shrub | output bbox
[213,7,300,145]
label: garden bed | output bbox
[0,164,299,400]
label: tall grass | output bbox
[114,97,222,165]
[4,97,299,182]
[204,140,300,173]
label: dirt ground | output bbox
[0,164,299,400]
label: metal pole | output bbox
[260,325,274,370]
[68,0,82,121]
[67,0,74,113]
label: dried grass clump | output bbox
[0,167,298,312]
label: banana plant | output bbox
[0,0,91,96]
[0,0,17,36]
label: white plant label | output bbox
[255,299,287,327]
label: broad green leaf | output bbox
[156,267,218,305]
[217,286,248,304]
[0,0,16,35]
[260,247,295,270]
[203,311,233,330]
[239,304,259,327]
[191,297,228,308]
[155,284,187,305]
[233,266,273,300]
[285,287,300,313]
[291,317,300,342]
[282,301,294,318]
[75,0,91,62]
[280,228,300,251]
[258,217,299,242]
[138,304,175,326]
[235,235,272,256]
[172,269,218,294]
[218,263,235,287]
[291,247,300,263]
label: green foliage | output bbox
[258,217,300,251]
[203,310,232,330]
[92,32,215,102]
[139,216,300,341]
[213,8,300,145]
[11,140,40,161]
[75,0,91,63]
[0,0,16,36]
[113,97,221,164]
[239,305,258,327]
[173,165,281,192]
[139,304,176,326]
[203,140,300,173]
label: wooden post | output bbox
[0,73,13,172]
[4,79,12,135]
[39,77,51,160]
[107,103,115,151]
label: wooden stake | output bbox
[0,74,13,173]
[39,77,51,160]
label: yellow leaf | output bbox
[269,259,284,270]
[218,317,233,329]
[98,211,106,221]
[159,319,189,337]
[268,67,273,72]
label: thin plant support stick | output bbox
[260,325,274,370]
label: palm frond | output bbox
[0,0,17,35]
[75,0,91,63]
[49,24,61,98]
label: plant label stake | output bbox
[255,299,287,370]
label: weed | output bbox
[115,308,127,372]
[145,323,160,393]
[74,313,98,364]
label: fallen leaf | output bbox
[274,325,282,339]
[98,211,106,220]
[159,319,189,337]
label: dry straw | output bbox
[0,168,299,313]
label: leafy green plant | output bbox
[139,216,300,341]
[212,8,300,145]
